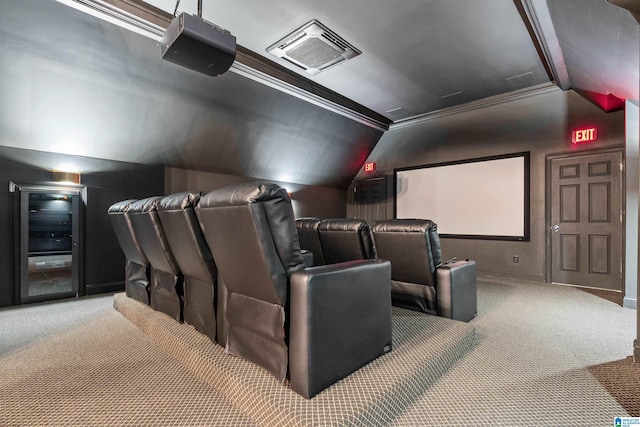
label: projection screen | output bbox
[395,152,530,240]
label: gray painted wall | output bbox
[351,88,625,283]
[165,167,347,219]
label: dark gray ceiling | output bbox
[141,0,553,120]
[0,0,637,188]
[0,0,382,188]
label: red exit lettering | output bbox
[364,162,376,173]
[572,128,598,144]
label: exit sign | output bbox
[572,128,598,144]
[364,162,376,173]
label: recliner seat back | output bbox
[108,199,150,304]
[317,218,376,264]
[157,192,218,341]
[157,192,215,283]
[372,219,442,314]
[373,219,441,287]
[295,217,326,265]
[127,196,183,321]
[108,199,147,266]
[127,197,180,276]
[196,182,305,381]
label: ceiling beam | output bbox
[518,0,572,91]
[389,83,559,130]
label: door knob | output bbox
[552,225,560,232]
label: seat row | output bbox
[295,217,477,322]
[108,182,393,399]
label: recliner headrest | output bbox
[295,217,322,231]
[159,191,202,211]
[127,196,163,214]
[108,199,137,214]
[373,219,437,234]
[318,218,369,233]
[199,182,288,208]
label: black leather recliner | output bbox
[294,217,326,266]
[317,218,377,264]
[372,219,442,314]
[108,199,150,305]
[127,197,183,322]
[157,192,219,342]
[196,182,393,399]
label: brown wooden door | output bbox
[550,151,623,290]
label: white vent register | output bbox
[267,20,361,75]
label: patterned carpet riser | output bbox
[113,293,477,426]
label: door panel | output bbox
[589,235,610,274]
[560,184,579,222]
[550,151,622,290]
[588,183,610,222]
[560,234,579,271]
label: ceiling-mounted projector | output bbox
[160,13,236,76]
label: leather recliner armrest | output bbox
[289,259,393,399]
[300,249,314,267]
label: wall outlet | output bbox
[513,255,519,263]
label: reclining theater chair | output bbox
[126,197,183,322]
[373,218,477,321]
[196,182,393,399]
[372,219,441,315]
[317,218,377,264]
[157,192,218,342]
[108,199,150,305]
[294,217,326,265]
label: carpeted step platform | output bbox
[114,293,476,426]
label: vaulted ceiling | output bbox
[0,0,637,188]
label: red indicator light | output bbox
[572,128,598,144]
[364,162,376,173]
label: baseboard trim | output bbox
[623,297,637,310]
[86,281,124,295]
[477,271,545,283]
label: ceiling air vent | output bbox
[266,20,361,75]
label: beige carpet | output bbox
[0,308,255,426]
[1,277,637,426]
[114,293,477,426]
[387,277,637,426]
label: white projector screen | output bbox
[395,152,530,240]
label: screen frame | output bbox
[393,151,530,241]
